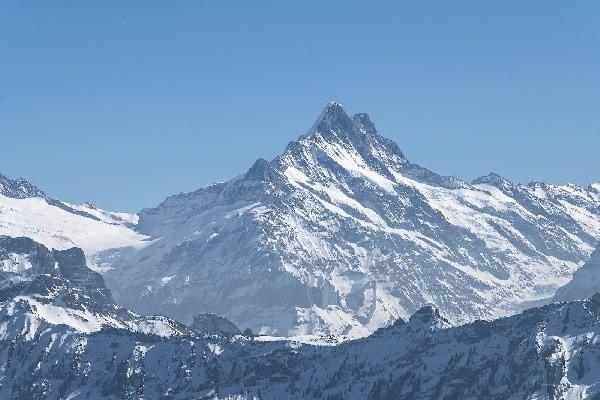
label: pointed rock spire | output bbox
[310,101,354,137]
[321,101,348,120]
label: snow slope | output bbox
[102,102,600,337]
[0,174,149,268]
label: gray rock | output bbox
[191,313,241,337]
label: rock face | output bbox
[553,247,600,302]
[0,236,187,338]
[0,235,111,301]
[101,102,600,337]
[191,313,241,337]
[405,304,451,332]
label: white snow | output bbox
[0,194,149,259]
[324,142,396,194]
[1,253,33,273]
[160,275,176,286]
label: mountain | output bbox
[0,236,187,341]
[0,173,149,270]
[0,173,45,199]
[100,102,600,337]
[553,247,600,303]
[3,259,600,400]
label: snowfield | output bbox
[0,194,149,268]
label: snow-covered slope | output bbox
[0,173,149,268]
[102,102,600,337]
[553,247,600,303]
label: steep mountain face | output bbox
[3,282,600,399]
[0,174,148,269]
[554,247,600,303]
[102,102,600,337]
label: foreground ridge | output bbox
[2,237,600,399]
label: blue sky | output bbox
[1,1,599,211]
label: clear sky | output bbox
[1,1,599,211]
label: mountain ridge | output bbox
[0,173,149,268]
[102,102,600,337]
[3,259,600,399]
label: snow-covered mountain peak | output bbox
[276,102,410,188]
[0,173,45,199]
[302,102,384,147]
[312,101,351,130]
[93,104,600,338]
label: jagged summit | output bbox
[307,101,354,139]
[323,100,345,113]
[0,173,45,199]
[303,102,382,145]
[279,102,409,175]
